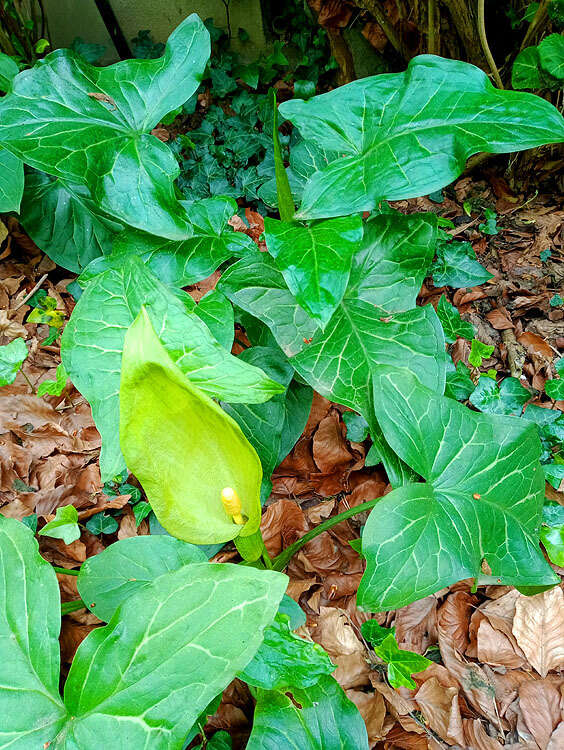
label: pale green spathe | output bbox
[120,308,263,544]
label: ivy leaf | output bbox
[61,255,282,480]
[113,197,254,287]
[119,310,264,545]
[0,148,23,213]
[77,535,207,621]
[358,367,557,611]
[264,215,363,326]
[247,676,369,750]
[432,237,493,288]
[540,502,564,566]
[38,505,80,545]
[343,411,370,442]
[445,360,475,401]
[0,517,67,745]
[238,612,334,690]
[85,512,119,536]
[470,375,531,416]
[20,171,121,272]
[37,362,69,397]
[361,621,431,689]
[469,339,494,367]
[436,294,474,343]
[0,15,210,238]
[279,56,564,220]
[544,462,564,489]
[546,378,564,400]
[62,564,287,747]
[372,633,432,689]
[0,337,28,386]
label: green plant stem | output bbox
[477,0,503,89]
[272,496,383,571]
[261,548,273,570]
[53,566,79,576]
[61,598,86,615]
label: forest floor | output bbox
[0,167,563,749]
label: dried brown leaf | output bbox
[513,588,564,677]
[519,679,561,750]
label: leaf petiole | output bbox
[272,496,383,571]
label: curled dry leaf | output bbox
[477,620,526,669]
[312,606,371,689]
[519,679,561,750]
[512,587,564,678]
[413,676,463,745]
[462,718,504,749]
[312,411,353,473]
[438,590,477,654]
[547,722,564,750]
[346,689,387,744]
[394,595,438,655]
[260,499,308,557]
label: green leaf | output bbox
[445,360,475,401]
[37,363,69,397]
[279,594,307,630]
[361,620,431,688]
[264,215,363,326]
[20,171,121,272]
[544,462,564,489]
[60,563,287,748]
[220,213,443,485]
[278,56,564,220]
[222,346,296,477]
[119,309,264,544]
[432,237,493,288]
[478,208,499,235]
[195,730,232,750]
[470,375,531,415]
[238,612,334,690]
[539,33,564,80]
[0,337,28,386]
[372,633,432,689]
[0,15,210,238]
[196,289,235,351]
[133,500,152,527]
[38,504,80,545]
[247,676,369,750]
[61,255,282,480]
[77,535,207,621]
[85,512,119,536]
[436,294,474,343]
[0,52,19,93]
[546,378,564,400]
[343,411,370,442]
[294,79,316,99]
[272,89,295,222]
[0,148,23,212]
[540,502,564,566]
[218,250,320,358]
[112,197,254,287]
[361,620,394,646]
[469,338,494,367]
[0,517,67,746]
[358,367,558,611]
[512,46,545,89]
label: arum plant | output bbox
[119,309,266,559]
[1,14,564,747]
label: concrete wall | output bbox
[44,0,267,62]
